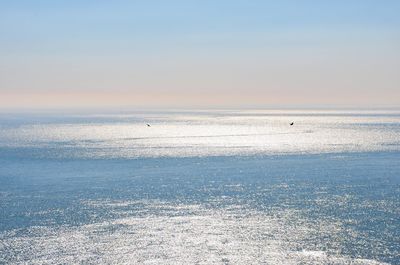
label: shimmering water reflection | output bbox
[0,110,399,264]
[0,201,389,264]
[1,109,400,159]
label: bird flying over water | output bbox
[290,122,294,126]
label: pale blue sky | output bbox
[0,0,399,108]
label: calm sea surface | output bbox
[0,110,399,264]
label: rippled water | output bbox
[1,109,400,159]
[0,110,399,264]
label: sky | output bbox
[0,0,399,109]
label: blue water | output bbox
[0,110,399,264]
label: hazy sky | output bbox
[1,0,399,109]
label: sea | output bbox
[0,109,399,264]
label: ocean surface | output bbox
[0,109,399,264]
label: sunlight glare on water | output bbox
[0,201,390,265]
[0,109,399,159]
[0,110,399,265]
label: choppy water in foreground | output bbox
[0,110,399,264]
